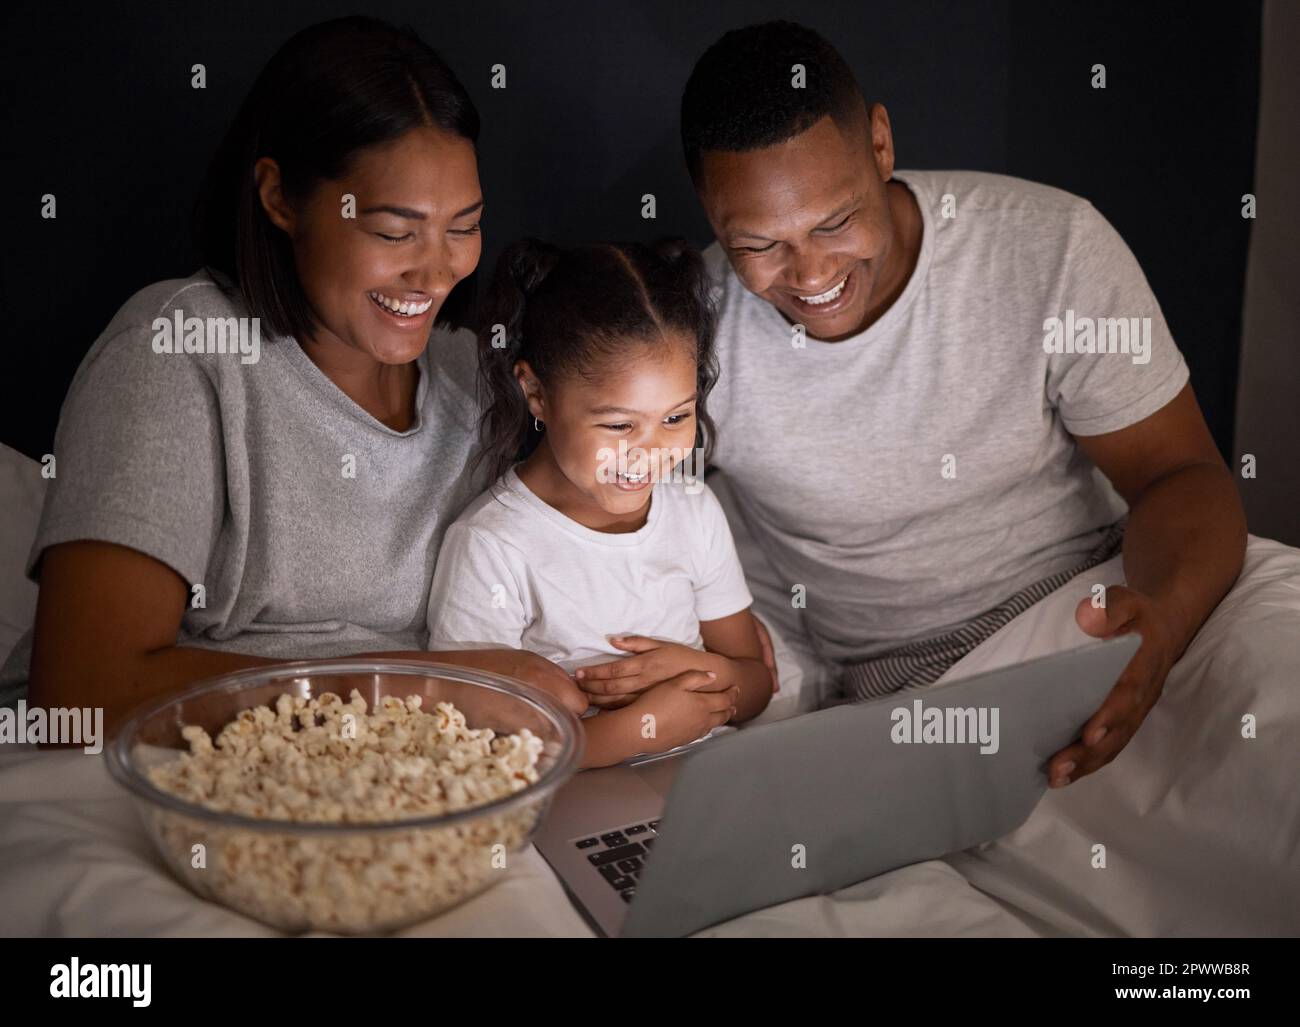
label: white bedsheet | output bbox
[2,535,1297,937]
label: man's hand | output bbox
[575,635,724,709]
[1047,585,1180,788]
[1054,384,1246,788]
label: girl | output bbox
[426,238,774,767]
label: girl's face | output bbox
[518,336,700,529]
[257,126,483,364]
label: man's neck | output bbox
[875,177,924,318]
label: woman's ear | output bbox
[253,156,295,234]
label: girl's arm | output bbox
[579,609,774,721]
[692,484,773,722]
[580,706,642,768]
[579,668,737,768]
[699,608,774,723]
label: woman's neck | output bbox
[296,336,419,432]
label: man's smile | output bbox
[779,260,865,322]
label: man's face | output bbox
[696,104,903,342]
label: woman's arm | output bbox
[27,540,586,733]
[29,541,277,728]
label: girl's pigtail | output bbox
[475,239,562,481]
[651,237,720,469]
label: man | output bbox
[681,21,1246,788]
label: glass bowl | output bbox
[105,660,584,934]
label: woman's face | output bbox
[519,337,700,526]
[257,126,483,364]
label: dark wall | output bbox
[0,0,1259,460]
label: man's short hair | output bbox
[680,21,866,184]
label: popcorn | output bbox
[143,690,547,933]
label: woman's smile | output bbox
[366,289,436,330]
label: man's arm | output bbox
[1049,383,1247,786]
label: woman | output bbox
[14,16,588,728]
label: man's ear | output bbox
[867,102,896,182]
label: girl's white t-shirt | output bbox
[425,465,754,674]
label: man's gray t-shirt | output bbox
[0,269,490,697]
[704,169,1189,669]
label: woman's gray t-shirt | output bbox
[0,270,490,696]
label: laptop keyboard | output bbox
[572,819,660,903]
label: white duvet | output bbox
[1,535,1297,937]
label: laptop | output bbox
[533,634,1140,937]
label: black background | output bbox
[0,0,1260,461]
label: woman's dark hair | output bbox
[192,15,480,340]
[476,238,720,482]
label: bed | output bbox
[1,442,1297,937]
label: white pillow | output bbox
[0,444,46,667]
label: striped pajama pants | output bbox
[840,521,1127,702]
